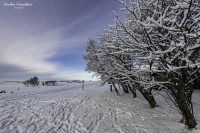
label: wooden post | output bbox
[82,80,84,90]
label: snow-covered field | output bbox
[0,81,200,133]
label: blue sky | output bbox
[0,0,122,81]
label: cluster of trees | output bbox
[23,76,39,87]
[42,81,57,86]
[84,0,200,128]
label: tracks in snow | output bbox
[0,83,190,133]
[0,83,106,133]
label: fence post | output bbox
[82,80,84,90]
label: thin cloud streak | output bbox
[0,14,98,80]
[0,0,121,81]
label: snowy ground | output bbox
[0,81,200,133]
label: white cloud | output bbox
[53,70,98,81]
[0,4,107,81]
[0,19,96,81]
[0,26,59,73]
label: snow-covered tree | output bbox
[84,31,158,107]
[84,0,200,128]
[114,0,199,128]
[84,38,121,95]
[24,76,39,87]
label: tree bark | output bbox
[121,83,129,93]
[134,83,157,108]
[112,82,120,96]
[127,84,137,98]
[177,82,197,128]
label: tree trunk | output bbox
[134,83,157,108]
[110,84,112,92]
[140,89,157,108]
[121,84,129,93]
[127,84,137,98]
[112,82,120,96]
[177,82,197,128]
